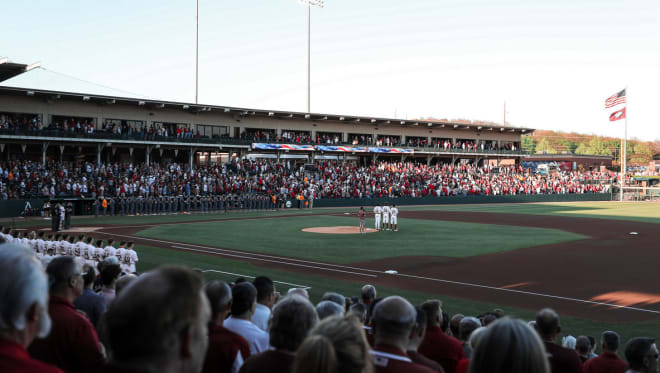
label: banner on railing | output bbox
[252,143,315,151]
[368,147,415,154]
[316,146,369,153]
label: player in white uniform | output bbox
[382,203,391,231]
[390,204,399,232]
[373,204,382,231]
[126,242,139,274]
[104,239,117,261]
[116,242,128,273]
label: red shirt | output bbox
[202,324,251,373]
[28,296,105,373]
[582,351,627,373]
[372,344,437,373]
[0,338,63,373]
[418,326,465,373]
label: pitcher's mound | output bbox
[302,226,378,234]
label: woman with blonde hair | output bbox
[293,315,373,373]
[468,317,550,373]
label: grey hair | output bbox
[0,243,51,337]
[361,285,376,301]
[468,318,550,373]
[321,292,345,307]
[316,300,345,320]
[270,295,319,351]
[459,316,482,341]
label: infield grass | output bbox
[135,215,587,263]
[136,243,660,352]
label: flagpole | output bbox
[620,87,628,202]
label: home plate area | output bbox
[301,226,378,234]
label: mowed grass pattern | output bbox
[136,243,660,351]
[136,215,587,263]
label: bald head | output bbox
[536,308,560,341]
[373,296,416,341]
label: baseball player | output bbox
[391,204,399,232]
[104,239,117,261]
[116,241,128,273]
[358,206,366,234]
[126,242,138,274]
[373,204,382,231]
[382,202,391,231]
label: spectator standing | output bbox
[251,276,276,332]
[535,308,582,373]
[28,256,105,373]
[0,244,63,373]
[582,331,627,373]
[224,282,270,354]
[419,300,465,373]
[624,338,658,373]
[202,280,250,373]
[240,295,318,373]
[102,266,211,373]
[73,264,106,329]
[407,307,445,373]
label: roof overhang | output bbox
[0,58,41,83]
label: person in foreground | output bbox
[0,243,62,373]
[468,317,550,373]
[624,337,658,373]
[292,314,372,373]
[582,331,627,373]
[101,266,211,373]
[240,294,318,373]
[535,308,582,373]
[29,256,105,373]
[371,296,436,373]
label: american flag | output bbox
[605,89,626,108]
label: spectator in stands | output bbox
[535,308,582,373]
[287,287,309,299]
[252,276,276,332]
[292,315,371,373]
[99,263,122,306]
[240,295,318,373]
[419,300,465,373]
[624,338,658,373]
[114,273,137,296]
[102,266,211,373]
[575,336,592,363]
[362,284,377,305]
[349,303,369,325]
[456,326,487,373]
[73,264,106,328]
[316,300,345,320]
[371,296,435,373]
[582,331,627,373]
[224,282,270,354]
[407,307,445,373]
[0,244,62,373]
[322,292,346,308]
[468,318,549,373]
[29,256,105,373]
[202,280,250,373]
[449,314,464,338]
[458,317,482,358]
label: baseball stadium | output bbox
[2,3,660,373]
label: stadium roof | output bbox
[0,58,40,83]
[0,85,534,134]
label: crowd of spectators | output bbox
[0,242,655,373]
[0,159,614,201]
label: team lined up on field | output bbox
[0,227,138,273]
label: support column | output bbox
[277,151,281,163]
[42,142,49,166]
[427,154,431,166]
[146,145,152,165]
[59,145,65,163]
[97,144,103,165]
[189,147,196,170]
[343,132,348,143]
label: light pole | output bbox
[195,0,199,104]
[299,0,324,113]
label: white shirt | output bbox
[391,207,399,217]
[224,317,270,354]
[382,206,391,217]
[105,246,117,259]
[251,303,271,332]
[373,206,382,216]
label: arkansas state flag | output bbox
[609,107,626,122]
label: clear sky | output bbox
[3,0,659,140]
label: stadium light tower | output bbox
[195,0,200,104]
[299,0,324,113]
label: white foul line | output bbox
[197,269,312,289]
[101,231,660,315]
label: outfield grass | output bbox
[135,215,587,263]
[405,202,660,224]
[136,243,660,351]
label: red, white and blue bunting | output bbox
[316,145,369,153]
[368,147,415,154]
[252,143,315,151]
